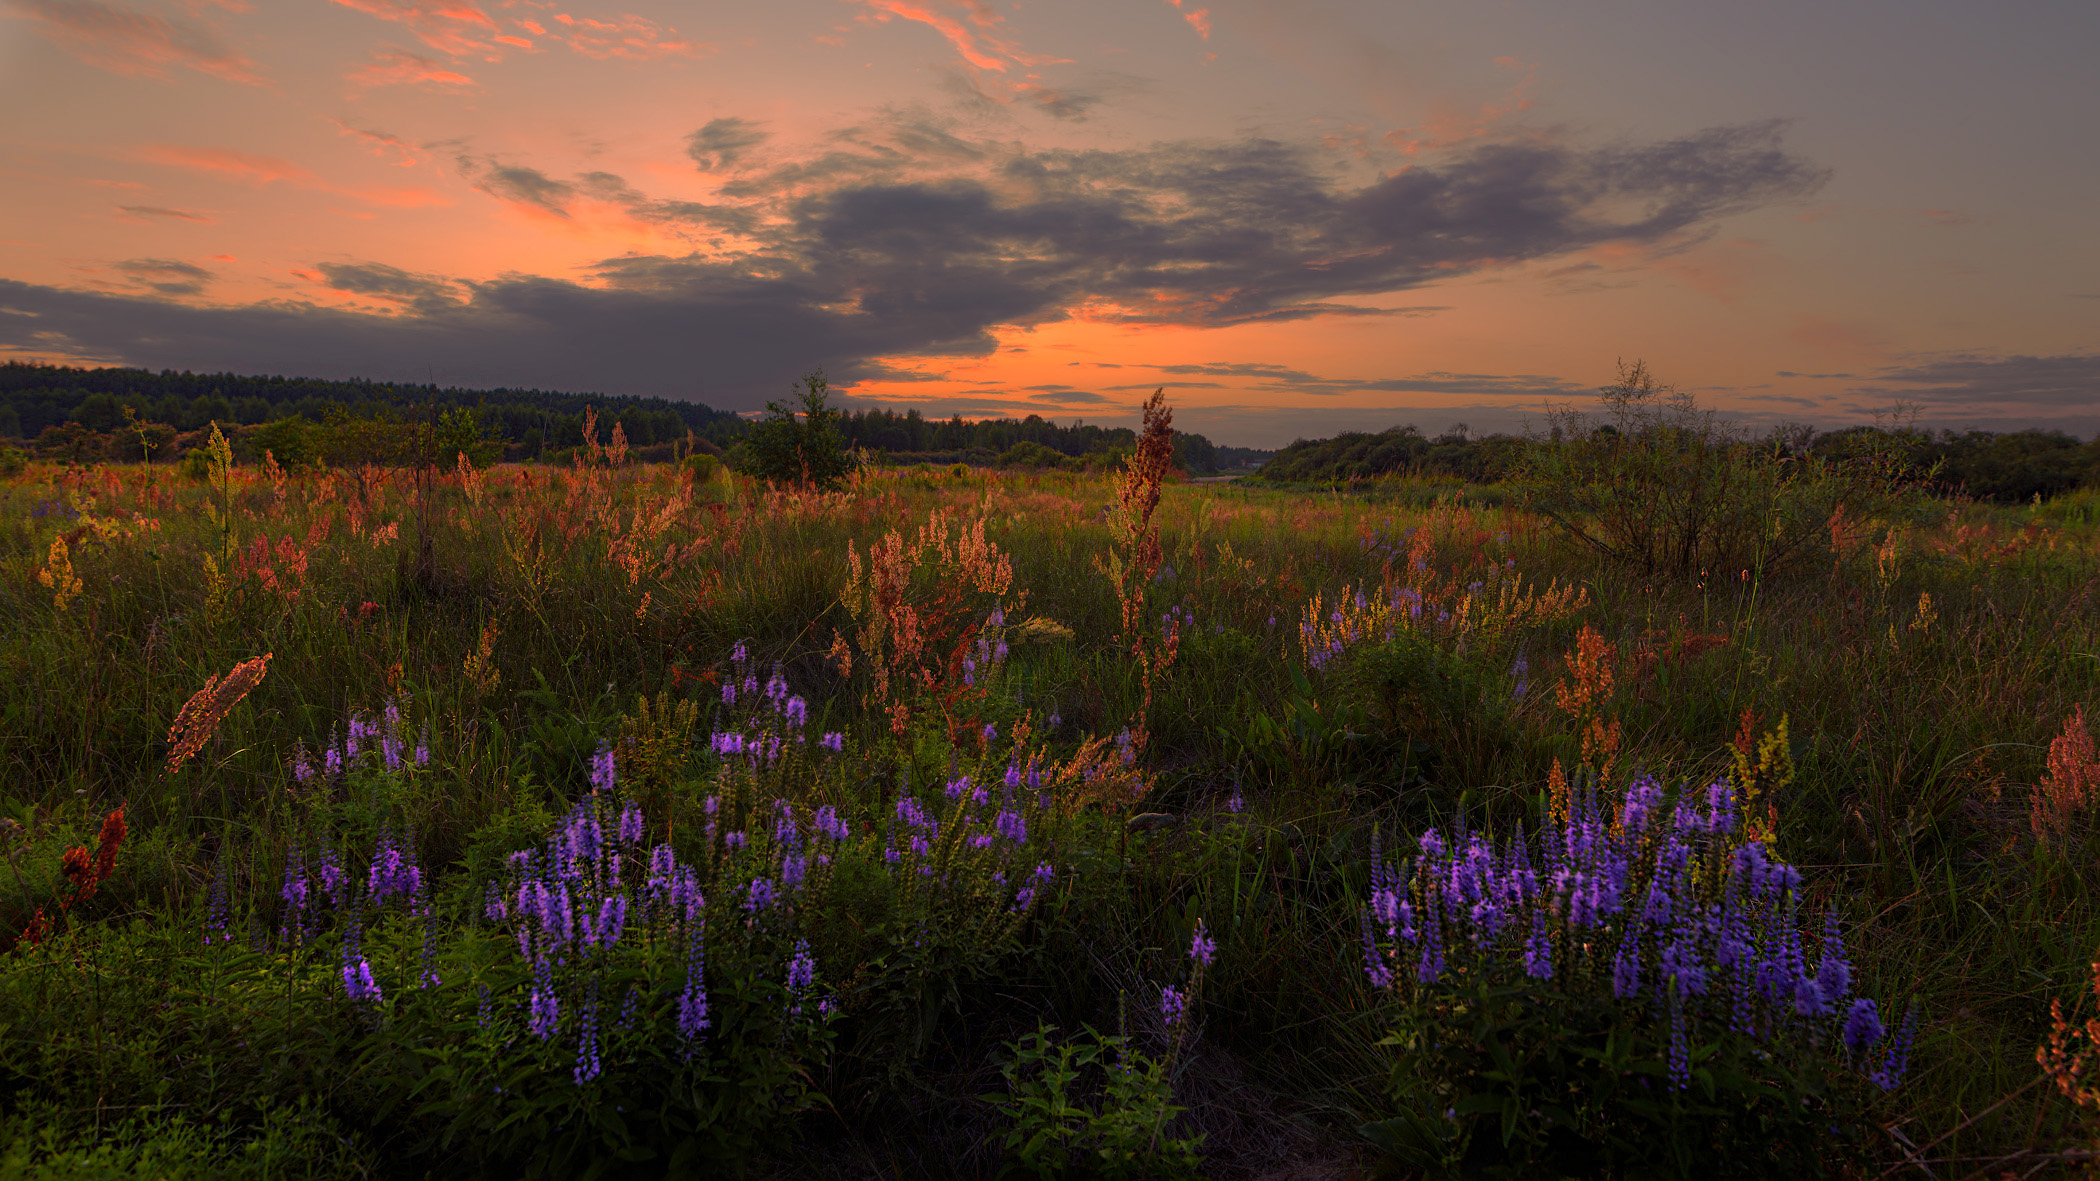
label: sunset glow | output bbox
[3,0,2094,443]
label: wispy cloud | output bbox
[115,204,217,223]
[1851,353,2100,409]
[112,257,213,295]
[140,142,447,207]
[324,0,500,58]
[326,0,702,63]
[10,0,266,85]
[345,46,475,92]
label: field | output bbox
[3,422,2100,1178]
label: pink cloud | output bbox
[325,118,424,165]
[138,142,452,207]
[845,0,1057,73]
[139,143,317,185]
[543,10,702,60]
[1382,58,1538,156]
[1162,0,1210,40]
[326,0,502,58]
[12,0,267,85]
[346,46,477,91]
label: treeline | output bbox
[836,407,1265,474]
[0,363,742,455]
[1250,422,2100,503]
[0,364,1266,475]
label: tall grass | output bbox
[0,452,2095,1175]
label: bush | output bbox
[1522,361,1918,581]
[736,370,855,489]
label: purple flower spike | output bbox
[1190,919,1216,968]
[1843,997,1885,1054]
[1161,984,1189,1027]
[590,743,617,794]
[617,802,645,846]
[744,877,777,912]
[821,731,844,752]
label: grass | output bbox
[0,452,2096,1177]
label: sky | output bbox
[1,0,2095,446]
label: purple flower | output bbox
[290,746,313,784]
[1523,910,1554,980]
[343,957,382,1004]
[995,809,1027,844]
[590,744,617,794]
[1843,997,1885,1054]
[1361,911,1394,989]
[617,802,645,846]
[1611,929,1642,998]
[1189,919,1216,968]
[981,722,997,742]
[1004,763,1022,790]
[1870,1006,1917,1090]
[589,894,627,948]
[744,877,777,912]
[969,834,994,850]
[821,731,844,752]
[414,727,430,766]
[814,805,849,841]
[574,982,602,1085]
[1161,984,1189,1027]
[323,746,342,777]
[784,696,808,728]
[724,831,746,851]
[678,927,709,1041]
[781,854,806,892]
[944,777,969,801]
[786,940,816,991]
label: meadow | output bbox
[3,407,2099,1179]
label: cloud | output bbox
[1852,353,2100,409]
[115,204,217,223]
[326,119,422,165]
[313,261,462,312]
[5,120,1828,410]
[686,118,768,172]
[325,0,499,58]
[139,143,315,185]
[345,46,474,92]
[112,258,212,295]
[10,0,266,84]
[845,0,1045,74]
[326,0,702,62]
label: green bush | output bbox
[984,1025,1203,1180]
[1522,361,1919,581]
[736,370,855,489]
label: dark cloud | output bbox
[471,163,577,217]
[686,118,768,172]
[1854,353,2100,408]
[13,0,266,85]
[1034,390,1114,404]
[314,262,462,313]
[113,258,211,296]
[1,120,1829,410]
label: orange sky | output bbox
[2,0,2094,443]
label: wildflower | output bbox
[589,894,627,948]
[785,940,817,1015]
[995,809,1027,844]
[1668,987,1690,1091]
[590,743,617,794]
[291,745,314,784]
[1161,984,1189,1027]
[678,926,710,1042]
[165,653,273,772]
[820,731,844,752]
[744,877,777,912]
[575,981,602,1085]
[1870,1006,1917,1090]
[781,854,806,892]
[814,805,849,841]
[1523,909,1554,980]
[1361,910,1395,988]
[617,802,645,846]
[784,696,808,728]
[1843,998,1885,1055]
[323,746,342,778]
[1190,919,1216,968]
[724,831,746,851]
[529,982,561,1040]
[343,957,383,1004]
[414,725,430,767]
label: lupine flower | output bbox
[744,877,777,912]
[944,777,968,801]
[419,900,442,989]
[780,854,806,892]
[414,726,430,767]
[344,957,382,1004]
[590,744,617,794]
[1004,763,1022,790]
[814,805,849,841]
[291,745,314,784]
[617,802,645,846]
[820,731,844,752]
[1361,911,1395,988]
[574,981,602,1085]
[725,831,747,851]
[1190,919,1216,967]
[1161,984,1188,1027]
[529,983,560,1040]
[204,865,230,945]
[1522,910,1553,979]
[784,696,808,728]
[995,809,1027,844]
[785,940,817,1015]
[323,746,342,777]
[1870,1006,1917,1090]
[1843,997,1885,1054]
[678,926,710,1042]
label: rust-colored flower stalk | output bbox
[166,654,273,772]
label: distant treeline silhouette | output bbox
[0,363,1264,474]
[1249,422,2100,503]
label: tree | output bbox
[737,369,855,489]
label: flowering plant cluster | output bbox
[1358,774,1913,1174]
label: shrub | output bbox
[737,370,855,489]
[985,1024,1203,1179]
[1523,360,1918,581]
